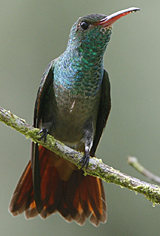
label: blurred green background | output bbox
[0,0,160,235]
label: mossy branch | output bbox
[1,106,160,205]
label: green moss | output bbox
[1,107,160,206]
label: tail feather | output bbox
[9,161,35,217]
[9,146,107,226]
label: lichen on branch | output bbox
[0,106,160,205]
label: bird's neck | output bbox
[56,47,105,95]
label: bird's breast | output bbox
[51,83,101,149]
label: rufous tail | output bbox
[9,146,107,226]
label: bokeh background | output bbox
[0,0,160,235]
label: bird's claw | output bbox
[78,151,90,169]
[38,128,48,142]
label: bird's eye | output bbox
[80,21,89,30]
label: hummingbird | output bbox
[9,7,140,226]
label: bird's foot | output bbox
[38,128,48,142]
[78,150,90,169]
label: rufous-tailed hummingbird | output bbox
[9,7,140,226]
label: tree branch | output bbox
[128,156,160,184]
[1,106,160,205]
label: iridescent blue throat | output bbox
[54,27,112,96]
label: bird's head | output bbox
[67,7,140,58]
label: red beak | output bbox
[97,7,140,27]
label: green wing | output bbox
[31,60,55,212]
[90,69,111,156]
